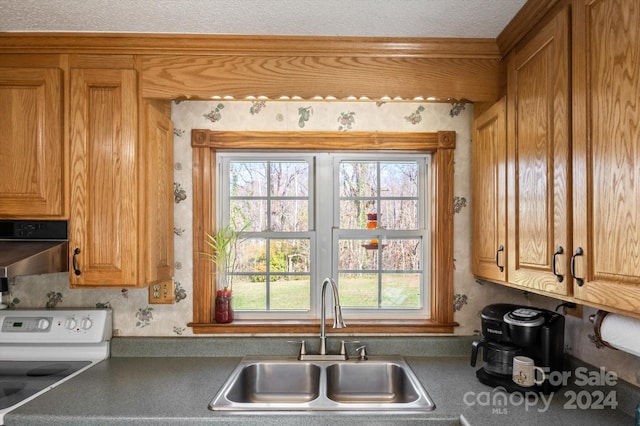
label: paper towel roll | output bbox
[596,312,640,358]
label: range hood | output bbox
[0,220,69,292]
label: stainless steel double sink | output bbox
[209,356,435,412]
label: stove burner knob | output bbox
[37,318,51,330]
[81,318,93,330]
[65,318,77,330]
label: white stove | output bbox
[0,309,112,424]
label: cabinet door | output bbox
[0,68,64,218]
[472,98,507,282]
[572,0,640,311]
[69,68,138,286]
[142,102,174,285]
[506,8,571,295]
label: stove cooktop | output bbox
[0,360,91,410]
[0,309,112,424]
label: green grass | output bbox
[232,280,311,310]
[231,274,420,310]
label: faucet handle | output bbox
[287,340,307,359]
[339,340,361,357]
[355,345,368,361]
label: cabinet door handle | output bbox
[552,246,564,282]
[72,247,82,276]
[571,247,584,287]
[495,245,505,272]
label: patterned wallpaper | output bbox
[5,100,640,386]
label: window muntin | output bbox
[220,153,430,320]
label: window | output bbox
[221,157,313,315]
[190,130,456,334]
[219,154,430,320]
[334,157,429,318]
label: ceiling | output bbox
[0,0,527,39]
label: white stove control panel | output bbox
[0,309,112,344]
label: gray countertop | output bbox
[4,337,637,426]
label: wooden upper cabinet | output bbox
[69,65,174,288]
[472,98,507,282]
[571,0,640,312]
[506,7,571,295]
[0,67,65,218]
[69,68,139,286]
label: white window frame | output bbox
[329,154,431,319]
[218,152,431,321]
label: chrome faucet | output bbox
[319,277,346,355]
[296,277,347,360]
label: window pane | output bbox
[230,162,267,197]
[339,200,373,229]
[339,239,379,270]
[380,199,418,230]
[382,239,422,270]
[381,273,421,308]
[270,162,309,197]
[338,273,378,307]
[234,278,266,310]
[270,278,311,310]
[337,273,421,309]
[233,238,311,311]
[339,161,377,197]
[380,162,418,197]
[338,160,420,231]
[338,237,422,309]
[235,276,311,311]
[231,199,267,232]
[235,238,266,273]
[270,200,309,232]
[230,160,310,233]
[269,239,310,274]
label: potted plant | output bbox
[203,224,242,323]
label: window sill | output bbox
[188,319,458,335]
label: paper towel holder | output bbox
[589,310,618,350]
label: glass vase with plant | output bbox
[203,223,241,323]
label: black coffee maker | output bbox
[470,303,565,394]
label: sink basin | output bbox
[226,361,321,403]
[209,356,435,412]
[326,362,420,403]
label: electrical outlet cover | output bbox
[148,280,175,304]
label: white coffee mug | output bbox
[512,356,545,387]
